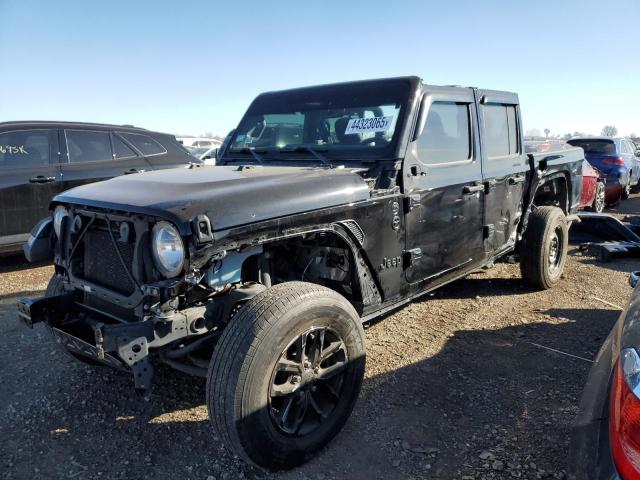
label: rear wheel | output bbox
[622,175,631,200]
[45,275,103,367]
[520,206,568,290]
[589,182,605,213]
[207,282,365,470]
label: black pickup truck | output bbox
[19,76,584,470]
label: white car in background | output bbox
[185,145,218,164]
[177,137,222,148]
[200,146,218,164]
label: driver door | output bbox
[403,87,485,287]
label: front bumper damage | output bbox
[17,292,210,397]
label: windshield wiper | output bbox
[280,146,333,167]
[229,147,265,164]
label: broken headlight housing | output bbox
[151,221,185,278]
[53,205,69,238]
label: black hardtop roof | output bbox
[0,120,171,136]
[257,76,424,98]
[254,76,518,102]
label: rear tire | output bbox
[622,175,631,200]
[206,281,365,470]
[520,206,568,290]
[589,182,605,213]
[45,275,103,367]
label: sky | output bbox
[1,0,639,138]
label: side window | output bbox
[483,104,519,158]
[625,141,634,154]
[417,101,471,165]
[0,129,51,168]
[66,130,112,163]
[112,134,137,159]
[120,133,166,156]
[506,106,519,155]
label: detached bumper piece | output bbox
[49,327,123,369]
[570,213,640,262]
[18,295,71,328]
[18,293,210,398]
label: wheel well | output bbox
[240,231,364,307]
[533,176,569,214]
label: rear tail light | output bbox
[602,156,626,166]
[610,348,640,477]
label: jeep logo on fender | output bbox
[380,255,402,270]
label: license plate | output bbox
[50,327,123,369]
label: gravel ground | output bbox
[1,198,639,480]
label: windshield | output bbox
[567,139,616,155]
[224,81,410,161]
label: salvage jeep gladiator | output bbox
[19,77,584,470]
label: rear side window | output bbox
[0,129,51,168]
[483,104,519,158]
[623,140,635,154]
[66,130,112,163]
[567,139,616,155]
[120,133,166,156]
[417,101,471,165]
[112,134,137,159]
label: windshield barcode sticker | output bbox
[344,116,393,135]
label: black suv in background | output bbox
[0,121,197,254]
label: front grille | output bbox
[83,228,136,295]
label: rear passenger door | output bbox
[477,91,528,254]
[403,87,485,286]
[60,129,150,192]
[0,128,63,241]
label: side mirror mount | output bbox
[629,271,640,288]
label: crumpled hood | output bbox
[54,165,370,234]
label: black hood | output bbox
[53,165,370,235]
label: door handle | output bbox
[462,184,484,195]
[29,176,56,184]
[123,168,145,175]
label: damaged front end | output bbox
[18,204,266,397]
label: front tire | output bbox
[206,282,366,470]
[520,206,568,290]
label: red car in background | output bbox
[525,141,607,212]
[579,159,606,212]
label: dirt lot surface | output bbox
[2,198,639,480]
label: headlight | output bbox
[53,205,68,238]
[151,221,185,277]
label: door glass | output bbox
[66,130,113,163]
[112,135,137,159]
[506,106,519,155]
[417,102,471,164]
[483,105,510,158]
[120,133,166,156]
[0,129,50,168]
